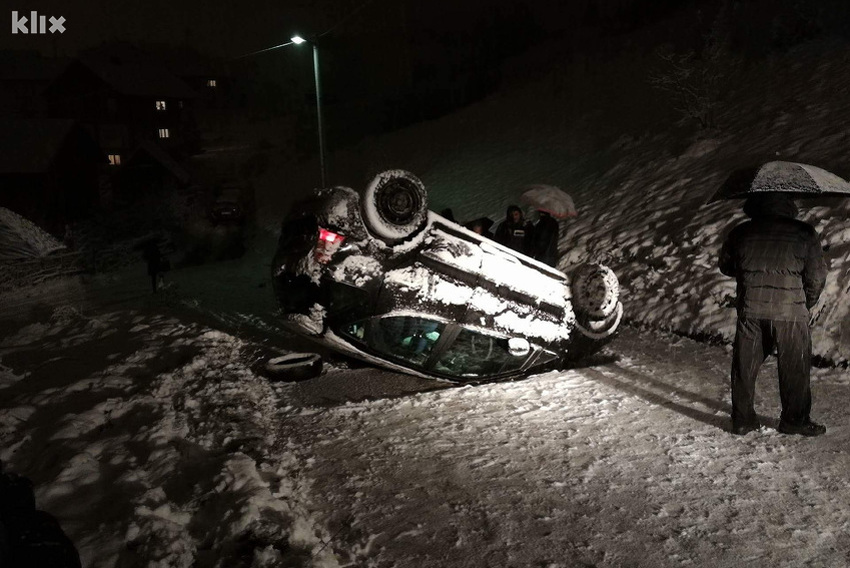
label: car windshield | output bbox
[433,327,528,378]
[344,316,445,368]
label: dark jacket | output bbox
[719,194,827,321]
[530,211,559,267]
[142,242,162,276]
[494,206,531,254]
[464,217,494,240]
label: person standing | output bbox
[142,241,163,294]
[529,209,560,267]
[494,205,532,254]
[465,217,494,239]
[718,193,828,436]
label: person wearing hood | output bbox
[465,217,494,240]
[719,193,828,436]
[494,205,532,254]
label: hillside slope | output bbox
[254,29,850,364]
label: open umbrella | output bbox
[519,184,577,219]
[709,161,850,202]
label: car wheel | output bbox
[362,170,428,244]
[263,352,323,382]
[570,263,620,319]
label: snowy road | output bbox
[280,328,850,568]
[4,275,850,567]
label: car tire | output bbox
[362,170,428,244]
[263,352,323,382]
[570,263,620,319]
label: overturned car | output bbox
[272,170,622,383]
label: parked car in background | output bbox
[209,183,251,226]
[272,170,622,383]
[209,200,243,225]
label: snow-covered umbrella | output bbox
[519,184,577,219]
[709,161,850,202]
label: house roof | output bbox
[76,50,198,99]
[147,45,229,79]
[0,118,89,174]
[126,140,191,185]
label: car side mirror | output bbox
[508,338,531,357]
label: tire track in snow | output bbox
[577,362,729,430]
[286,328,850,567]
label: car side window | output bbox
[433,328,529,378]
[344,316,445,368]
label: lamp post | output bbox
[292,35,326,188]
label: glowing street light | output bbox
[291,35,326,188]
[233,34,327,187]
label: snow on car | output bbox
[271,170,623,382]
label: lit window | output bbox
[206,79,217,87]
[155,100,167,110]
[107,154,121,165]
[158,128,170,139]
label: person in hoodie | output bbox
[719,192,828,436]
[494,205,532,254]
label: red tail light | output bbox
[318,228,343,243]
[314,228,346,263]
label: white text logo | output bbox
[11,11,66,34]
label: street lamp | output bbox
[291,35,326,188]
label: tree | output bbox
[648,0,738,131]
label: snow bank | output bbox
[0,207,65,261]
[0,308,340,567]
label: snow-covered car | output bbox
[272,170,623,383]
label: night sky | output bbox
[2,0,694,59]
[3,0,301,57]
[8,0,849,148]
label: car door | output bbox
[463,242,570,348]
[378,223,483,323]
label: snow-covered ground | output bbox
[0,207,66,261]
[5,300,850,567]
[5,22,850,568]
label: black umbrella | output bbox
[709,161,850,202]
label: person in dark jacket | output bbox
[719,193,828,436]
[142,241,163,294]
[529,210,560,267]
[465,217,494,239]
[494,205,532,254]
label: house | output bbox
[154,45,233,111]
[0,118,104,234]
[44,45,200,162]
[112,140,191,198]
